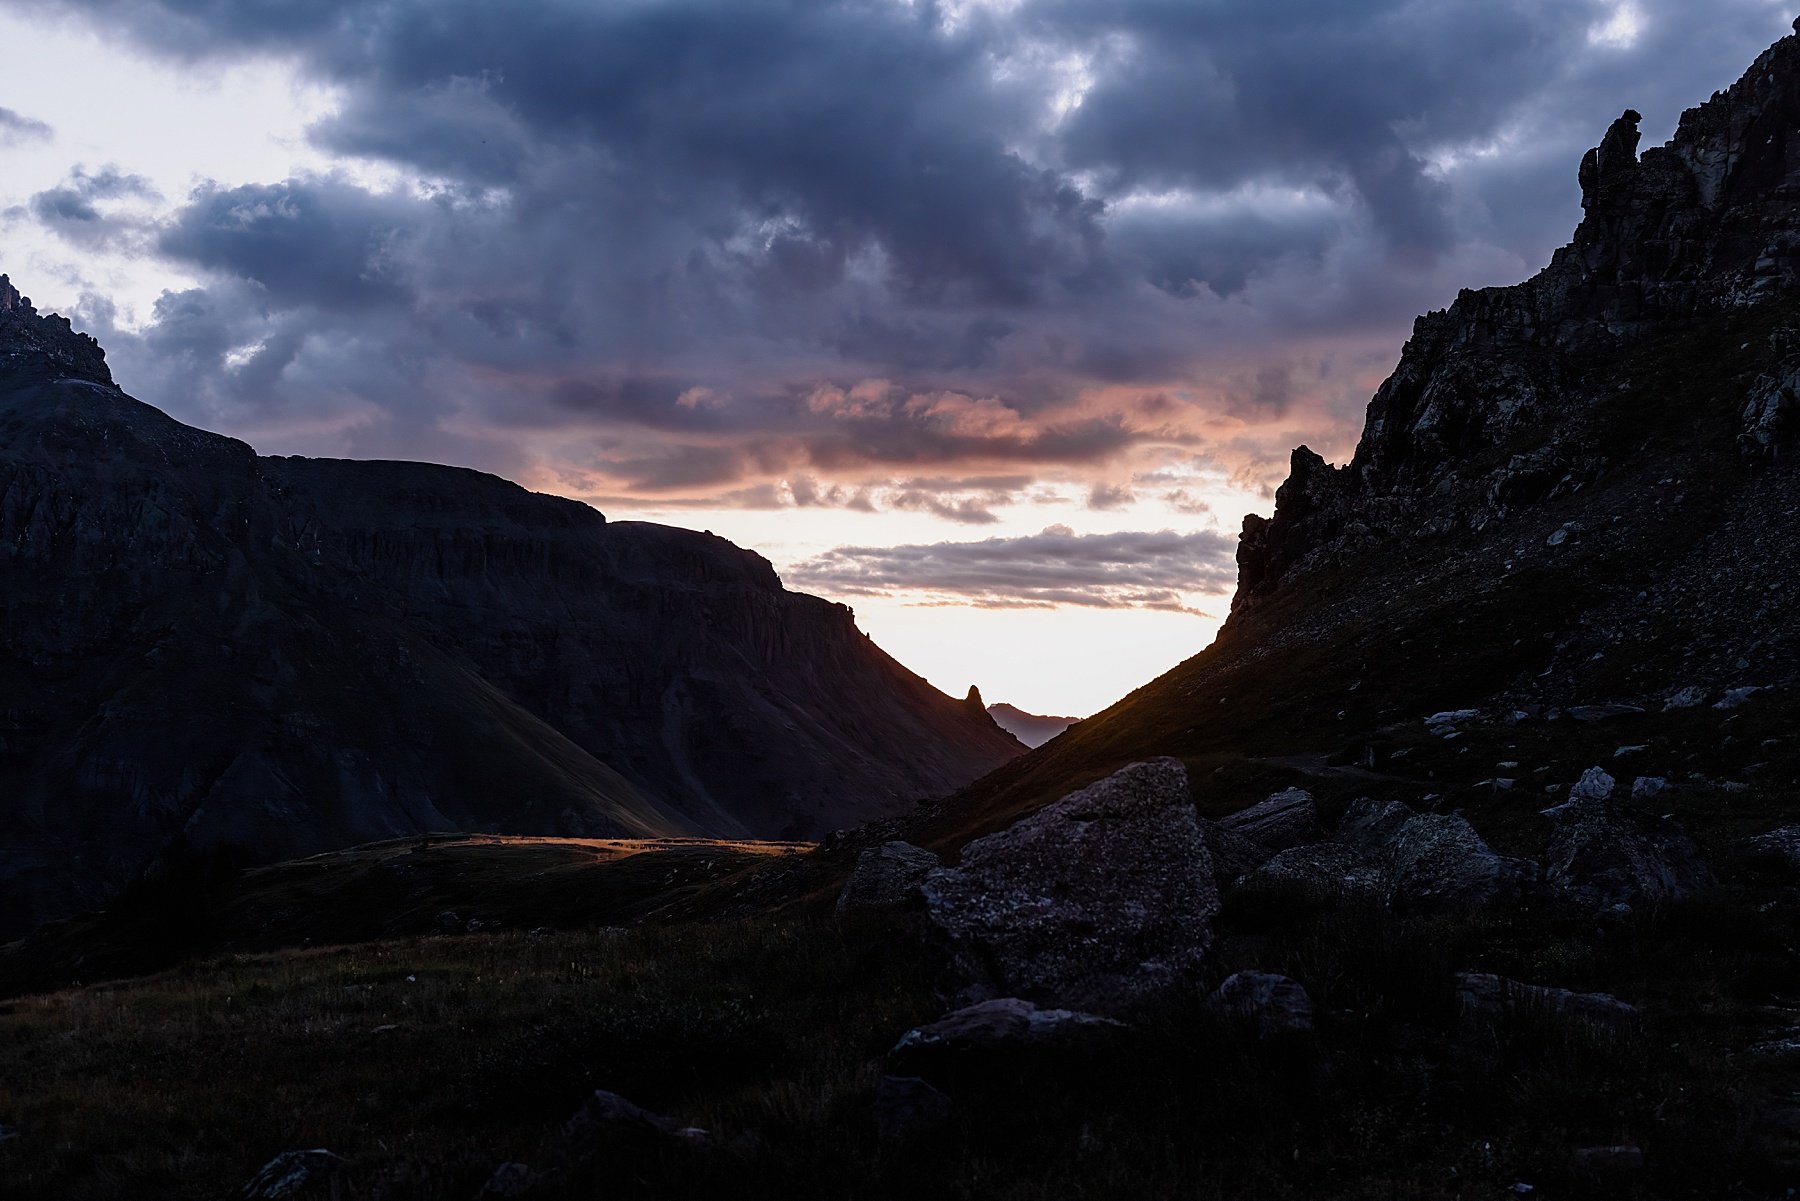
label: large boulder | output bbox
[1218,788,1320,851]
[872,1075,953,1142]
[1740,826,1800,879]
[1542,772,1716,910]
[1386,812,1538,912]
[922,758,1219,1013]
[836,841,939,913]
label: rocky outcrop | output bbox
[0,288,1023,937]
[1235,28,1800,611]
[922,759,1218,1013]
[0,274,111,389]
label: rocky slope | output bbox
[0,276,1020,936]
[911,22,1800,850]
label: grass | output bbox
[2,874,1795,1200]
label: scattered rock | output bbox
[837,841,939,913]
[433,910,463,935]
[1219,788,1320,851]
[236,1150,346,1200]
[0,1123,17,1143]
[889,997,1126,1078]
[1426,709,1482,726]
[1199,819,1272,884]
[1630,776,1670,800]
[1542,777,1716,910]
[1562,767,1616,804]
[1207,971,1315,1036]
[1663,686,1710,710]
[1714,686,1767,710]
[563,1089,708,1149]
[923,758,1219,1013]
[872,1075,953,1141]
[1455,973,1638,1026]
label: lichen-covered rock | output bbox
[1338,798,1416,848]
[563,1089,708,1148]
[1219,788,1320,851]
[837,841,939,913]
[1207,972,1315,1036]
[922,759,1218,1013]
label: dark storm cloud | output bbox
[786,525,1238,611]
[17,0,1799,508]
[29,166,159,248]
[0,105,52,144]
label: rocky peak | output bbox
[0,272,113,389]
[1232,21,1800,614]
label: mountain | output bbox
[913,24,1800,850]
[0,273,1021,937]
[986,703,1079,748]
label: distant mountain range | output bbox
[986,703,1079,748]
[0,275,1020,936]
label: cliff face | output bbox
[1236,30,1800,612]
[0,307,1021,936]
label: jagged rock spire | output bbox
[0,272,113,387]
[0,273,29,314]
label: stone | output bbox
[836,841,939,913]
[1571,1145,1647,1176]
[1219,788,1320,851]
[1740,826,1800,877]
[872,1075,953,1141]
[236,1150,346,1200]
[1664,686,1710,710]
[922,758,1219,1013]
[1714,686,1766,710]
[478,1163,539,1198]
[1238,841,1388,902]
[1199,819,1273,885]
[1567,703,1646,722]
[0,1123,17,1143]
[563,1089,708,1148]
[1542,792,1716,911]
[1338,798,1416,848]
[888,998,1126,1079]
[1386,813,1539,912]
[1630,776,1671,800]
[1207,971,1315,1036]
[1455,973,1639,1026]
[1562,767,1616,805]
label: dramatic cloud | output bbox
[786,525,1238,612]
[0,105,51,145]
[6,0,1795,511]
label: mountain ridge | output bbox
[0,295,1022,936]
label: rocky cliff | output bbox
[1236,26,1800,613]
[0,295,1021,935]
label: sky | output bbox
[0,0,1792,716]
